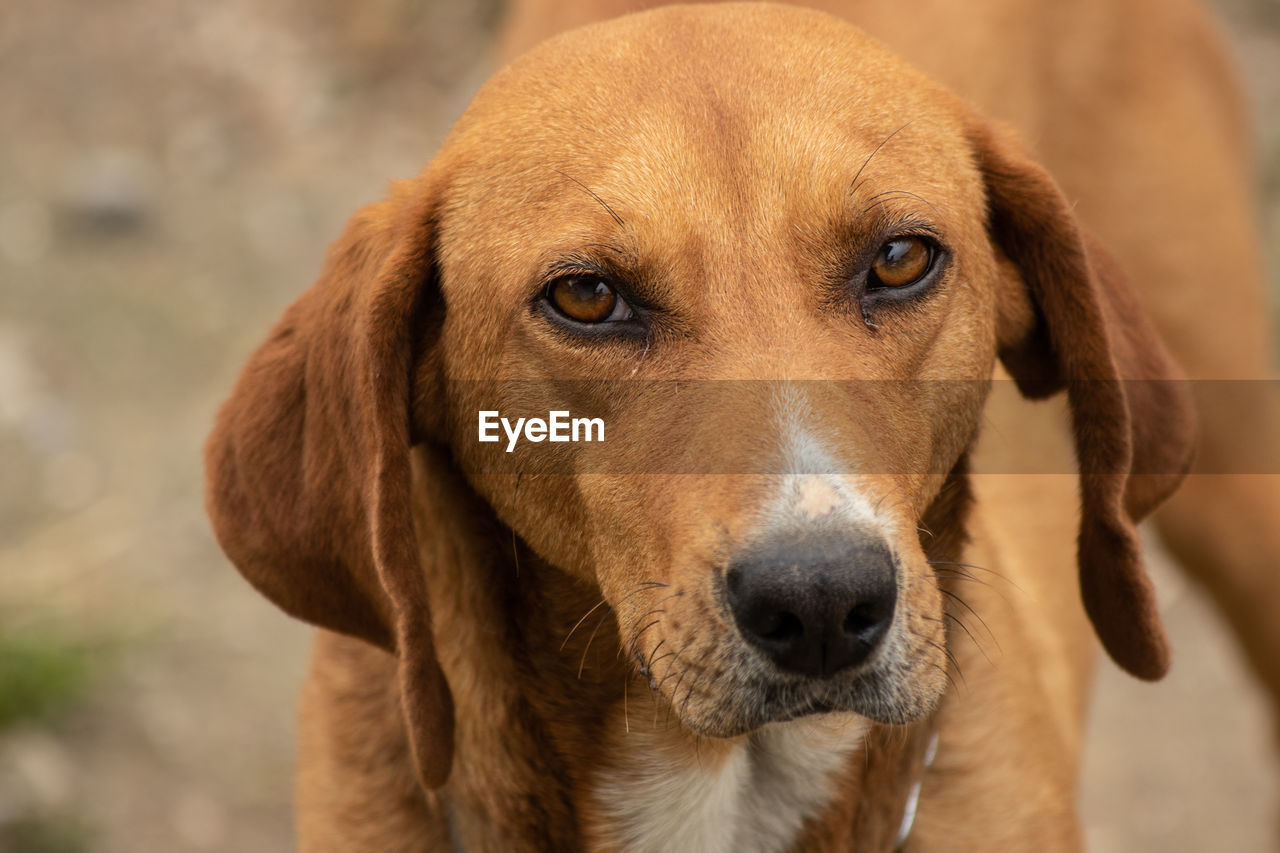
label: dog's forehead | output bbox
[439,5,980,206]
[426,4,992,311]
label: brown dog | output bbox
[501,0,1280,741]
[205,3,1251,850]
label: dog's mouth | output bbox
[631,614,945,738]
[652,659,938,739]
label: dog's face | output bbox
[207,3,1194,787]
[428,10,1004,735]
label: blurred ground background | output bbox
[0,1,1276,851]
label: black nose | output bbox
[726,534,897,678]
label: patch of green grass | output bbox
[0,627,97,731]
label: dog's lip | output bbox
[668,661,925,738]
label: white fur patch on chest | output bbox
[593,715,869,853]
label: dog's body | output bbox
[206,2,1279,850]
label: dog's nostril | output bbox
[758,610,804,643]
[843,601,890,639]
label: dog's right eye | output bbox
[869,236,934,289]
[546,275,635,324]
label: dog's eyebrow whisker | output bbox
[552,167,627,229]
[849,119,915,197]
[861,188,943,218]
[579,241,639,263]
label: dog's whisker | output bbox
[938,587,1001,654]
[942,610,993,666]
[932,569,995,590]
[552,167,626,228]
[564,580,668,654]
[632,618,663,649]
[926,659,961,694]
[562,598,609,652]
[647,648,677,672]
[849,120,915,196]
[930,560,1025,606]
[644,638,667,675]
[579,605,615,679]
[927,559,1005,578]
[863,187,942,216]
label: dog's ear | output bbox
[969,120,1197,680]
[204,177,454,787]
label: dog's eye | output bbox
[547,275,634,324]
[869,236,934,289]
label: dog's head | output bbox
[205,4,1194,789]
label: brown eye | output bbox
[547,275,632,324]
[870,236,933,288]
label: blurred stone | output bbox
[0,200,53,265]
[60,148,154,234]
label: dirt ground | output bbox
[0,1,1276,851]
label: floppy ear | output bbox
[970,120,1197,680]
[204,177,454,787]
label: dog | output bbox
[498,0,1280,745]
[205,3,1274,849]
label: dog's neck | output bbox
[588,713,871,853]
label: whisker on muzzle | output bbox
[936,586,1002,656]
[562,580,668,652]
[911,625,964,689]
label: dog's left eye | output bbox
[546,275,635,324]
